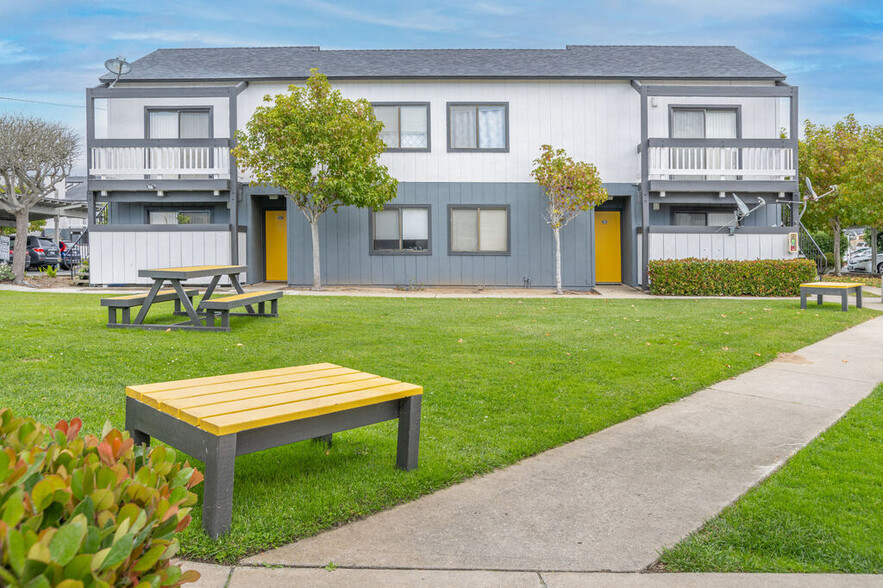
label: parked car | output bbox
[9,236,60,269]
[6,242,32,270]
[846,250,883,274]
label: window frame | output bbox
[146,207,214,226]
[369,204,432,256]
[447,204,511,256]
[371,102,431,153]
[668,105,742,139]
[670,208,736,227]
[446,102,510,153]
[144,107,214,139]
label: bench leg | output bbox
[203,434,237,539]
[121,307,131,325]
[312,434,333,447]
[258,301,265,314]
[856,288,863,309]
[271,298,278,316]
[108,307,117,325]
[221,310,230,330]
[396,395,421,471]
[124,404,150,448]
[817,294,823,306]
[842,291,849,312]
[800,292,807,310]
[204,310,215,328]
[175,299,182,314]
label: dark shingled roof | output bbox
[101,46,785,82]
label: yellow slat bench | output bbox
[799,282,863,312]
[124,363,423,538]
[101,289,199,326]
[198,290,282,330]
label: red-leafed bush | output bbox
[648,258,817,296]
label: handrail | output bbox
[646,138,793,148]
[91,138,232,148]
[797,221,828,276]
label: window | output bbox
[373,104,430,150]
[673,210,735,227]
[148,209,212,225]
[147,109,211,139]
[449,206,509,254]
[447,103,508,151]
[670,107,739,180]
[371,206,430,253]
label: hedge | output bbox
[648,258,817,296]
[0,409,202,587]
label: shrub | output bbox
[648,258,817,296]
[0,409,202,587]
[0,263,13,282]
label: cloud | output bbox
[471,2,521,16]
[109,30,245,46]
[0,40,41,64]
[299,0,461,33]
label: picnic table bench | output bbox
[124,363,423,538]
[101,288,200,325]
[799,282,863,312]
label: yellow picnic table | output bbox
[124,363,423,537]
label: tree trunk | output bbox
[832,218,842,276]
[309,214,322,290]
[553,226,562,295]
[12,208,29,284]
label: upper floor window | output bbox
[373,104,430,151]
[449,205,509,254]
[447,103,508,152]
[673,209,735,227]
[371,206,431,254]
[671,107,738,139]
[147,108,211,139]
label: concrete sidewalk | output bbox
[171,315,882,584]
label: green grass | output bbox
[0,292,875,563]
[660,385,883,573]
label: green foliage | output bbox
[0,409,203,587]
[0,263,13,282]
[0,221,45,237]
[809,230,848,257]
[531,145,609,230]
[648,258,817,296]
[233,70,397,218]
[40,265,58,279]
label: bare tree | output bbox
[0,115,79,283]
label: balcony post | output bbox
[790,86,799,227]
[228,86,239,266]
[638,84,650,290]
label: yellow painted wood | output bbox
[127,364,422,435]
[203,290,279,304]
[800,282,862,289]
[265,210,288,282]
[179,377,400,426]
[595,211,622,283]
[200,383,422,435]
[127,363,339,399]
[110,289,181,301]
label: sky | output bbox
[1,0,881,172]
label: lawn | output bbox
[0,291,874,563]
[660,384,883,573]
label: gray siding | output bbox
[274,182,635,289]
[110,201,230,224]
[649,197,784,228]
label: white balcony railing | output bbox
[90,140,231,180]
[646,139,795,182]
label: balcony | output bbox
[88,139,232,192]
[644,138,796,193]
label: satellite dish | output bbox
[805,177,818,200]
[733,193,750,216]
[719,194,767,235]
[104,57,131,87]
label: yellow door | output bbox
[595,211,622,283]
[265,210,287,281]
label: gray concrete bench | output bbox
[102,289,199,325]
[199,290,282,329]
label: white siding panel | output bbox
[649,233,793,261]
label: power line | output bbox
[0,95,106,110]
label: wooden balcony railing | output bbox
[89,139,231,180]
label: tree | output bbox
[234,70,398,289]
[0,115,79,283]
[531,145,609,294]
[800,115,883,275]
[1,220,46,237]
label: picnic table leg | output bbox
[170,279,204,326]
[396,395,421,471]
[841,291,849,312]
[203,434,237,539]
[229,274,256,314]
[856,287,863,309]
[133,279,165,325]
[199,274,223,306]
